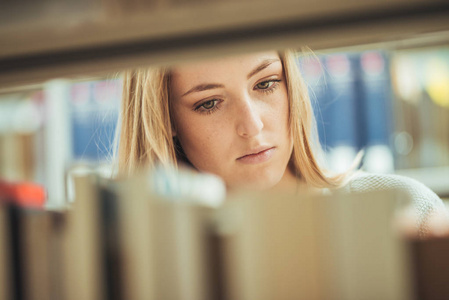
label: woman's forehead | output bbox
[171,51,281,79]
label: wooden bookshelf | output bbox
[1,0,449,89]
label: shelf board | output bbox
[1,0,449,89]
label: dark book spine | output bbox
[359,51,393,147]
[98,183,122,300]
[9,205,22,300]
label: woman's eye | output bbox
[256,81,273,89]
[201,100,216,110]
[194,99,221,114]
[255,79,281,94]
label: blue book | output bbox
[323,53,361,150]
[358,51,395,172]
[358,51,392,147]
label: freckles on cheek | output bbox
[176,111,232,169]
[200,128,222,151]
[195,126,230,163]
[183,129,226,173]
[183,122,215,152]
[266,99,288,127]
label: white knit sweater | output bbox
[338,172,447,237]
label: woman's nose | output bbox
[236,97,264,138]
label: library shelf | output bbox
[0,0,449,89]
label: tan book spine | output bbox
[61,175,103,300]
[216,191,323,300]
[317,190,411,300]
[116,176,216,300]
[116,177,155,300]
[216,189,411,300]
[150,202,215,300]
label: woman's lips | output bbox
[237,147,275,164]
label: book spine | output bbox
[324,53,360,149]
[0,203,12,300]
[61,175,103,300]
[359,51,395,172]
[19,210,52,300]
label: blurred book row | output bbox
[1,171,448,300]
[299,47,449,173]
[0,79,121,206]
[0,47,449,206]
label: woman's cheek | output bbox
[182,119,225,163]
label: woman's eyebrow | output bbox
[181,58,280,97]
[182,83,224,97]
[247,58,280,79]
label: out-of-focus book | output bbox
[391,48,449,170]
[1,171,449,299]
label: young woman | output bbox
[117,49,448,237]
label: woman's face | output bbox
[170,51,294,189]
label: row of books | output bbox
[0,94,44,183]
[390,48,449,169]
[299,50,394,173]
[1,172,448,300]
[300,51,392,151]
[299,48,449,172]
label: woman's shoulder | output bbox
[339,171,447,235]
[343,172,440,200]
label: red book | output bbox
[0,180,46,208]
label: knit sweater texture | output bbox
[339,172,447,237]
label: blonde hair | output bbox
[118,49,353,188]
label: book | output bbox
[18,209,52,300]
[322,53,361,172]
[61,174,103,300]
[113,174,217,300]
[2,170,448,299]
[0,203,12,300]
[216,189,411,300]
[358,50,394,173]
[390,49,449,170]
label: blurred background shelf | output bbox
[1,0,449,89]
